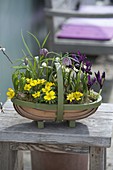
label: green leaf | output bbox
[21,31,34,58]
[25,69,32,78]
[22,49,27,56]
[27,31,41,48]
[34,57,37,71]
[12,73,19,91]
[19,77,26,91]
[42,32,50,48]
[12,66,28,69]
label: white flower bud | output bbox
[0,47,5,51]
[65,68,70,73]
[55,57,60,62]
[42,62,47,67]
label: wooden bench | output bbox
[0,100,113,170]
[44,0,113,55]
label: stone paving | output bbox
[23,55,113,170]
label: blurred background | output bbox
[0,0,46,103]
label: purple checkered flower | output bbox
[62,57,72,66]
[40,48,48,56]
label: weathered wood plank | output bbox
[0,127,111,147]
[89,147,106,170]
[45,8,113,18]
[10,142,89,153]
[0,142,23,170]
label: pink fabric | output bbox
[56,5,113,41]
[56,24,113,40]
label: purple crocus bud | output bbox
[62,57,72,66]
[95,71,105,89]
[102,71,105,86]
[70,53,80,69]
[40,48,48,56]
[87,75,96,90]
[82,60,92,74]
[71,54,79,63]
[77,51,86,63]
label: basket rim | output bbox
[11,95,102,111]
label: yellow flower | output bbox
[40,79,46,84]
[67,91,83,102]
[32,91,40,98]
[6,88,15,99]
[42,82,55,93]
[30,80,38,86]
[46,82,55,87]
[73,91,83,101]
[26,78,32,83]
[44,90,56,101]
[42,86,51,93]
[67,93,74,102]
[24,84,31,91]
[36,79,42,85]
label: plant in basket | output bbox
[6,32,105,128]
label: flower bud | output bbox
[0,47,5,51]
[42,62,47,67]
[40,48,48,56]
[23,58,28,66]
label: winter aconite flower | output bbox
[44,91,56,101]
[30,80,38,86]
[67,93,75,102]
[24,84,31,91]
[6,88,15,99]
[67,91,83,103]
[73,92,83,101]
[42,86,51,93]
[32,91,40,98]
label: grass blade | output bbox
[21,31,34,58]
[27,31,41,48]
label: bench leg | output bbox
[89,147,106,170]
[0,142,23,170]
[31,150,88,170]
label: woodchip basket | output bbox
[12,63,102,128]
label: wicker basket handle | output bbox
[55,62,64,121]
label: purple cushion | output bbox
[56,5,113,41]
[56,24,113,40]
